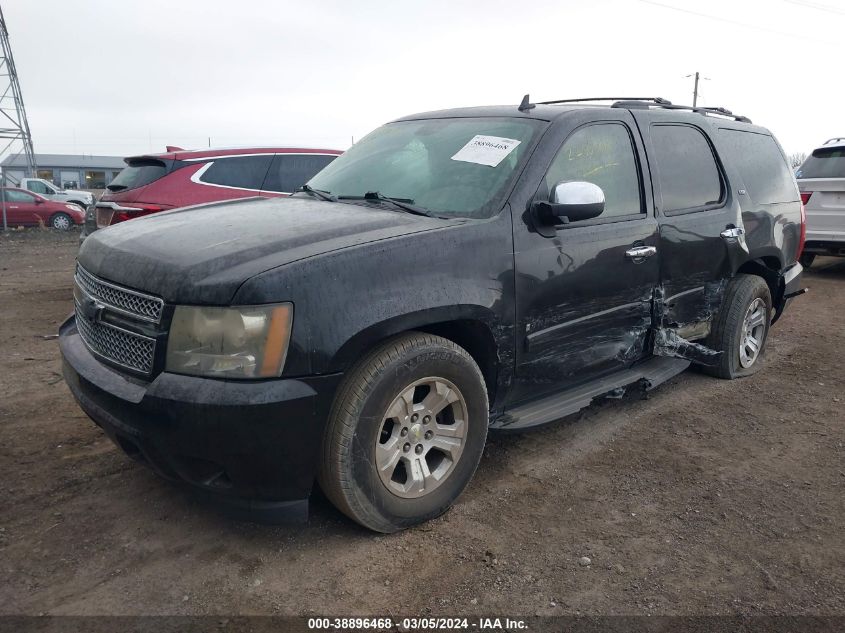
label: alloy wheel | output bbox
[374,377,468,499]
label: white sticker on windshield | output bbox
[450,135,521,167]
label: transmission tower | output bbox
[0,4,36,184]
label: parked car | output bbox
[19,177,95,209]
[795,137,845,266]
[60,97,805,532]
[81,146,343,240]
[0,187,85,229]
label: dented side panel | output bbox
[507,109,662,404]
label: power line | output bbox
[636,0,835,44]
[783,0,845,16]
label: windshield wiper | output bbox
[338,191,434,217]
[295,184,336,202]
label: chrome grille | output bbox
[75,305,156,374]
[75,265,164,323]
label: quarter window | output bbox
[651,124,723,213]
[544,123,643,219]
[718,129,797,204]
[198,155,273,190]
[263,154,338,193]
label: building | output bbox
[0,153,125,190]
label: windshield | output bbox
[308,117,545,218]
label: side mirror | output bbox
[34,198,44,204]
[534,181,605,224]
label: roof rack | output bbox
[517,94,751,123]
[610,100,752,123]
[823,137,845,145]
[517,94,670,112]
[540,96,673,106]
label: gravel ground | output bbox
[0,229,843,617]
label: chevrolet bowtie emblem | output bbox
[79,296,105,322]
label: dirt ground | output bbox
[0,229,843,617]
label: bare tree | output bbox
[789,152,807,169]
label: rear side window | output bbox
[198,155,273,190]
[3,189,36,203]
[651,124,723,213]
[108,159,169,192]
[797,147,845,179]
[718,129,797,204]
[263,154,338,193]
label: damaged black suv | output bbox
[60,97,806,532]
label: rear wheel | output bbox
[704,274,772,379]
[318,332,488,533]
[49,212,72,231]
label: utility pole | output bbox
[0,4,37,231]
[692,71,699,108]
[685,71,710,108]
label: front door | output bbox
[509,112,660,404]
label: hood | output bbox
[78,196,456,304]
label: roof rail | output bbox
[611,100,752,123]
[539,96,672,106]
[517,95,671,112]
[517,95,751,123]
[823,137,845,145]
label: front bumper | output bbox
[59,316,342,522]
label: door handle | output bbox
[720,227,745,239]
[625,245,657,260]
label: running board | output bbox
[491,357,690,431]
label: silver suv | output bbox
[796,138,845,267]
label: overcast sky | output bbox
[6,0,843,158]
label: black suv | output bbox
[60,97,806,533]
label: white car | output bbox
[18,177,95,209]
[796,138,845,267]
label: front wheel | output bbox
[49,212,73,231]
[318,332,489,533]
[704,274,772,379]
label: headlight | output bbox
[66,204,81,211]
[165,303,293,379]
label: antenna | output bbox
[518,94,535,112]
[0,5,36,231]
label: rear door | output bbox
[796,145,845,246]
[632,111,742,336]
[509,110,660,403]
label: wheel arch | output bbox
[330,306,501,406]
[735,256,782,305]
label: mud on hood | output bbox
[77,196,455,304]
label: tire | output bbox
[318,332,489,533]
[49,212,73,231]
[704,274,772,379]
[799,253,815,268]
